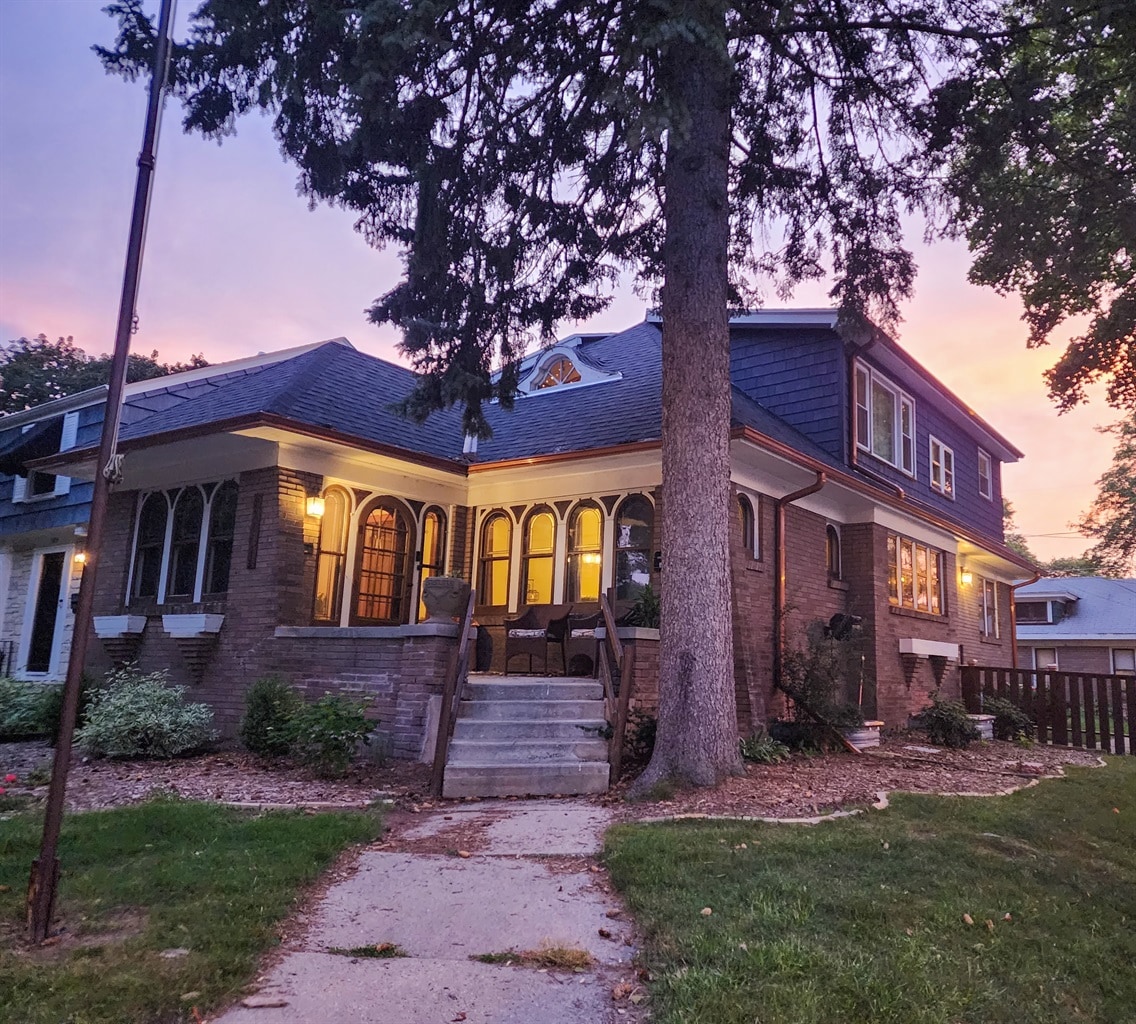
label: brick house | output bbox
[8,310,1031,763]
[1014,577,1136,676]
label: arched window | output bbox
[826,524,842,580]
[614,494,653,601]
[737,494,755,557]
[521,507,557,604]
[167,487,204,598]
[131,492,169,599]
[417,507,447,621]
[203,481,238,595]
[566,503,603,602]
[312,487,351,623]
[353,498,413,625]
[478,512,512,607]
[537,356,582,390]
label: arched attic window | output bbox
[537,356,582,389]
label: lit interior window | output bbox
[537,357,582,389]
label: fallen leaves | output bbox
[700,907,713,916]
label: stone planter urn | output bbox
[421,576,471,622]
[841,720,884,749]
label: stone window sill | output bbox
[827,578,849,592]
[888,605,948,623]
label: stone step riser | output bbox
[459,699,606,721]
[465,681,603,701]
[442,762,610,799]
[452,718,609,741]
[448,739,609,765]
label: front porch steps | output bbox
[441,673,611,798]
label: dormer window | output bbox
[537,357,582,390]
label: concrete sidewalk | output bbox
[213,801,645,1024]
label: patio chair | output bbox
[504,604,573,674]
[565,611,603,676]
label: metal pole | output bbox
[27,0,178,943]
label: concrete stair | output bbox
[442,674,612,798]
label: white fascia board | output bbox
[899,637,961,659]
[1016,632,1136,643]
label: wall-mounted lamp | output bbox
[73,550,88,566]
[305,496,326,518]
[959,563,973,586]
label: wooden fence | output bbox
[961,665,1134,755]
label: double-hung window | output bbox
[929,437,955,498]
[980,577,999,638]
[855,363,914,475]
[977,449,993,500]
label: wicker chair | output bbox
[504,604,573,674]
[565,611,603,676]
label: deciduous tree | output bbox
[99,0,1130,788]
[1075,414,1136,575]
[1,333,208,414]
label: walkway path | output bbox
[214,800,646,1024]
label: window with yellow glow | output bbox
[478,512,512,607]
[566,504,603,602]
[312,488,350,623]
[416,507,447,621]
[522,508,556,604]
[887,531,943,614]
[353,499,412,625]
[537,357,582,389]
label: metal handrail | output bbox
[430,589,478,797]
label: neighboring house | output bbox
[1015,577,1136,676]
[14,310,1031,760]
[0,342,338,682]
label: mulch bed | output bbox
[1,735,1103,821]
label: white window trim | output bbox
[127,482,235,605]
[854,361,915,477]
[737,491,761,560]
[1033,647,1058,671]
[977,448,993,501]
[16,545,74,678]
[929,436,955,499]
[10,412,79,503]
[1111,648,1135,675]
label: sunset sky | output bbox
[0,1,1117,563]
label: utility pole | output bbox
[27,0,178,943]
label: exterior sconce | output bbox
[73,550,88,566]
[960,564,973,586]
[305,496,326,518]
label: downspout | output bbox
[1008,570,1042,669]
[773,471,827,692]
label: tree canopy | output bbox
[1075,413,1136,575]
[0,334,208,414]
[97,0,1132,788]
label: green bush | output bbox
[0,678,55,739]
[984,696,1036,742]
[739,730,791,764]
[623,709,657,765]
[623,585,660,629]
[285,694,372,778]
[75,666,216,759]
[240,676,301,756]
[916,694,979,749]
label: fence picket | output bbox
[1035,673,1050,745]
[1068,675,1083,747]
[1051,674,1069,746]
[1082,675,1097,750]
[1111,677,1126,755]
[1096,676,1111,754]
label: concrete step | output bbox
[442,761,611,799]
[459,698,606,721]
[448,737,610,765]
[465,678,604,701]
[452,717,609,741]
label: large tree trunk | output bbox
[633,9,743,791]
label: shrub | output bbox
[623,585,660,629]
[984,696,1036,742]
[240,676,301,756]
[285,694,372,778]
[740,730,791,764]
[623,709,657,765]
[0,678,57,739]
[916,694,979,749]
[75,666,216,759]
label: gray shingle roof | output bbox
[1016,577,1136,641]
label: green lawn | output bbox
[0,797,381,1024]
[606,759,1136,1024]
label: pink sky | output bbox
[0,1,1114,563]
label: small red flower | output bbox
[3,774,16,784]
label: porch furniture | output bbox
[565,611,603,676]
[504,604,573,674]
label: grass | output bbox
[605,758,1136,1024]
[470,944,593,970]
[326,942,406,958]
[0,796,382,1024]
